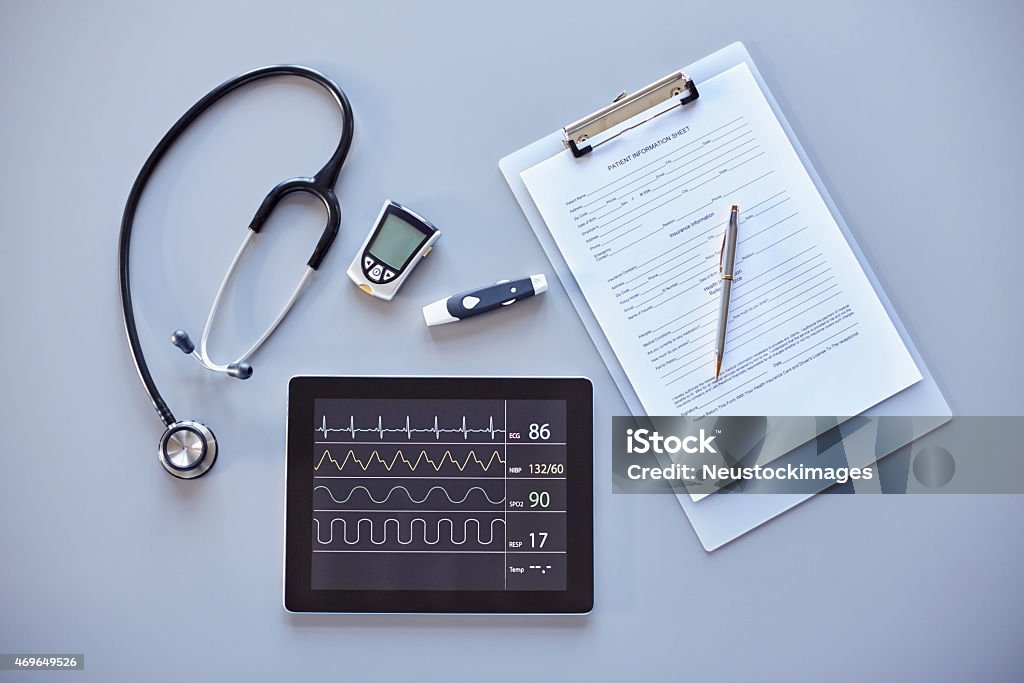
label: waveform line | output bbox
[313,517,504,545]
[315,449,504,473]
[315,415,505,440]
[313,484,504,505]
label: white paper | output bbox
[521,63,921,418]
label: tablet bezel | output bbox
[284,376,593,613]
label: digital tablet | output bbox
[284,376,593,613]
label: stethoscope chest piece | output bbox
[158,421,217,479]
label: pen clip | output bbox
[720,204,740,274]
[718,230,726,273]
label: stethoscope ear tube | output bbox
[173,226,316,379]
[308,187,340,270]
[247,177,341,270]
[118,65,353,473]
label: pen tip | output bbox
[715,360,722,380]
[731,204,739,212]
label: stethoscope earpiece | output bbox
[158,421,217,479]
[171,329,254,380]
[226,363,253,379]
[170,329,195,354]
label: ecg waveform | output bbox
[316,415,505,440]
[313,517,504,545]
[315,449,504,473]
[313,484,504,506]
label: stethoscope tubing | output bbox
[118,65,354,427]
[194,231,316,372]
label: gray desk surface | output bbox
[2,1,1022,680]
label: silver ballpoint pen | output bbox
[715,204,739,380]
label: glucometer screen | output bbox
[310,397,568,592]
[367,214,428,270]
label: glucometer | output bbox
[347,200,440,300]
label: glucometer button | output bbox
[363,256,374,270]
[370,265,384,281]
[383,269,396,282]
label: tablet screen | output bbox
[312,397,567,591]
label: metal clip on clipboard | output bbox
[561,70,699,158]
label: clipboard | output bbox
[499,42,950,550]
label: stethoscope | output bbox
[118,65,354,480]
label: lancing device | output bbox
[422,275,548,326]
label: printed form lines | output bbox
[581,117,747,206]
